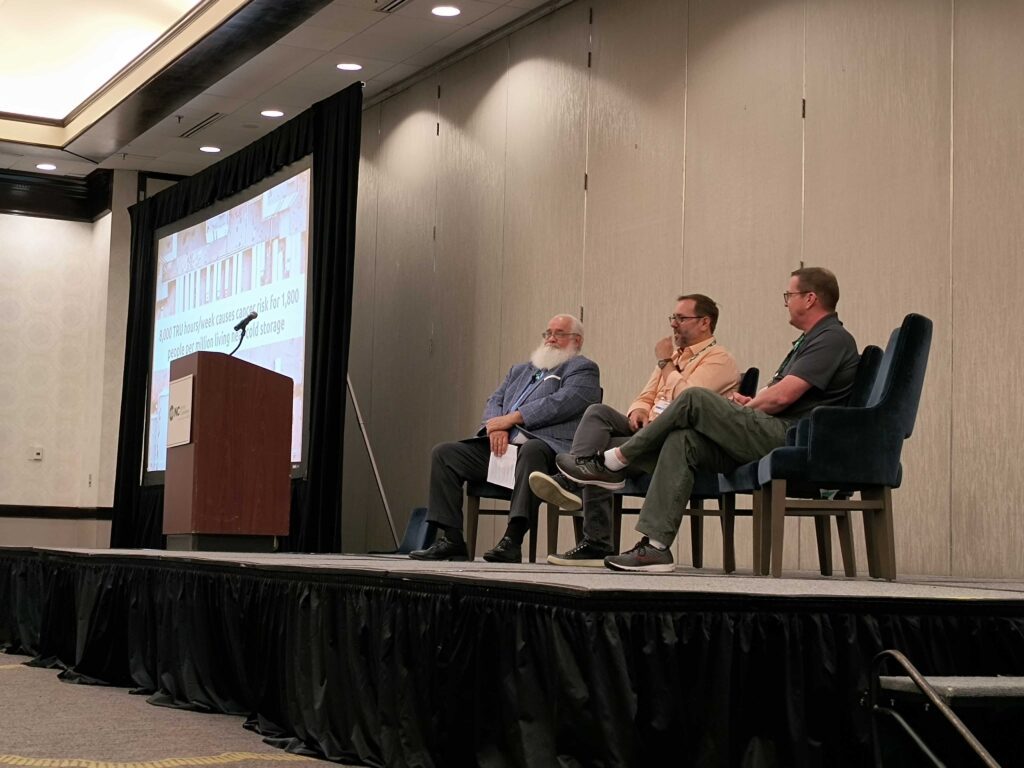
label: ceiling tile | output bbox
[302,3,385,33]
[0,152,25,169]
[205,43,327,100]
[392,0,509,26]
[371,62,425,86]
[473,4,533,29]
[402,43,461,68]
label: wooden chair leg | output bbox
[720,493,736,574]
[769,479,787,578]
[861,491,881,579]
[863,487,896,581]
[814,517,833,576]
[465,495,480,562]
[752,488,771,576]
[836,513,857,577]
[690,499,704,569]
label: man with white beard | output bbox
[410,314,601,563]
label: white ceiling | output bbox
[0,0,203,120]
[0,0,551,178]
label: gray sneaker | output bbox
[555,452,626,490]
[547,540,615,567]
[529,472,582,511]
[604,537,674,573]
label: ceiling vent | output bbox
[376,0,415,12]
[179,113,226,138]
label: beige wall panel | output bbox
[341,394,392,553]
[369,79,439,527]
[351,105,382,407]
[681,0,805,571]
[582,0,687,414]
[341,106,383,551]
[802,0,952,576]
[950,0,1024,578]
[99,170,137,507]
[432,42,510,443]
[500,3,589,370]
[0,519,110,548]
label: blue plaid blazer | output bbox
[477,355,601,453]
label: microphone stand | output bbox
[228,328,246,357]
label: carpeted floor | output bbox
[0,653,354,768]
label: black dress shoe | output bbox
[483,536,522,563]
[409,537,469,561]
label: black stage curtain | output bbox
[5,549,1024,768]
[110,84,362,553]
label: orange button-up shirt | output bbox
[627,337,740,421]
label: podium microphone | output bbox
[229,311,257,356]
[234,311,258,331]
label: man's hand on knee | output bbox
[489,430,509,457]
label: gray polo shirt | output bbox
[773,313,859,420]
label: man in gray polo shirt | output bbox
[556,267,860,572]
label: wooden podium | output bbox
[164,351,293,551]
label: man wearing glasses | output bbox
[410,314,600,563]
[532,294,740,566]
[558,267,859,572]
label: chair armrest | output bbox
[803,405,905,486]
[785,424,798,445]
[786,418,812,446]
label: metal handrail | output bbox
[869,649,1000,767]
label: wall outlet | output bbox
[29,445,43,461]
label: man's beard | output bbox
[530,343,578,370]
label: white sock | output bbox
[603,447,627,471]
[648,538,668,550]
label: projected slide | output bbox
[147,167,310,472]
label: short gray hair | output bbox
[556,314,583,336]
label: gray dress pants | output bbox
[427,437,556,530]
[569,403,644,551]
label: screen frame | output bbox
[142,156,314,486]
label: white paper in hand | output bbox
[486,443,519,489]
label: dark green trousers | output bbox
[618,388,791,546]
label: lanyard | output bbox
[772,334,805,382]
[679,339,717,370]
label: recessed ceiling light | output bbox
[261,109,284,118]
[337,62,362,71]
[199,146,221,153]
[432,5,461,17]
[35,163,57,171]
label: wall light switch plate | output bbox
[30,445,43,461]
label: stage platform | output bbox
[3,546,1024,767]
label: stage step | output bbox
[875,675,1024,766]
[880,675,1024,704]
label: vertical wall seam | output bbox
[498,38,511,383]
[800,0,807,270]
[797,0,808,567]
[947,0,955,576]
[368,105,382,438]
[580,4,593,321]
[680,0,689,287]
[677,0,689,564]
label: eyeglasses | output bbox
[782,291,812,306]
[541,330,581,340]
[668,314,704,324]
